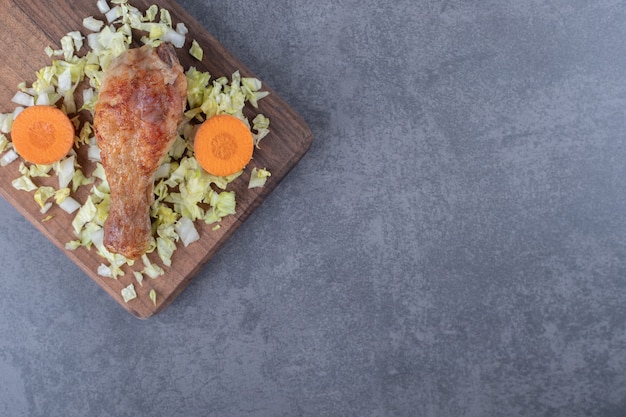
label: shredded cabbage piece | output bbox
[56,155,76,189]
[141,254,164,279]
[97,0,111,14]
[11,91,34,107]
[189,39,203,61]
[71,169,94,192]
[0,113,14,133]
[121,283,137,302]
[0,134,10,153]
[40,202,53,214]
[1,150,19,167]
[84,16,105,32]
[175,217,200,247]
[59,196,81,214]
[54,188,71,204]
[12,176,37,192]
[72,195,97,236]
[248,167,271,189]
[34,186,56,209]
[34,165,54,177]
[252,114,271,147]
[133,270,144,286]
[144,5,158,21]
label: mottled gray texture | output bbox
[1,0,626,416]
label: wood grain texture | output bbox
[0,0,313,318]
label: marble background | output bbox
[1,0,626,416]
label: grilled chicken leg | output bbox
[94,43,187,259]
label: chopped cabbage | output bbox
[72,195,97,235]
[26,163,53,178]
[59,32,84,60]
[77,121,94,146]
[57,68,73,93]
[159,8,172,26]
[83,16,105,32]
[11,91,34,107]
[18,162,29,176]
[88,144,101,161]
[98,264,113,278]
[248,167,271,189]
[0,113,14,133]
[105,6,122,24]
[141,254,164,278]
[0,134,9,153]
[34,186,56,209]
[252,114,271,147]
[185,67,211,109]
[81,88,97,112]
[175,217,199,247]
[58,196,81,214]
[133,270,144,286]
[121,283,137,302]
[176,23,188,36]
[156,236,176,266]
[0,150,19,167]
[189,39,203,61]
[96,0,111,14]
[144,5,158,22]
[56,155,75,189]
[162,28,185,48]
[71,168,94,192]
[12,106,24,119]
[91,163,107,182]
[12,175,37,192]
[54,187,71,204]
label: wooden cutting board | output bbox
[0,0,313,318]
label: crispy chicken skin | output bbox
[94,43,187,259]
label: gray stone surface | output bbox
[2,0,626,416]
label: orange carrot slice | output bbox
[11,105,75,165]
[193,114,254,177]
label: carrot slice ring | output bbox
[11,105,75,165]
[193,114,254,177]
